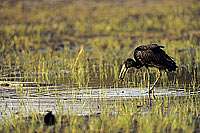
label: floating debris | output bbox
[0,81,60,88]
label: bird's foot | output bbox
[147,89,157,100]
[148,89,152,93]
[147,88,153,94]
[149,86,155,93]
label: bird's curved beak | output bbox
[119,64,128,81]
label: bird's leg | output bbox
[149,70,162,92]
[146,68,151,97]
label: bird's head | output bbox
[119,58,135,81]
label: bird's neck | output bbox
[132,59,143,69]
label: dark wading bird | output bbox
[119,44,178,98]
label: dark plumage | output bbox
[44,111,56,126]
[119,44,178,97]
[134,44,177,71]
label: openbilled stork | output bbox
[119,44,178,98]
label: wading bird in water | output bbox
[119,44,178,98]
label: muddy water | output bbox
[0,54,200,120]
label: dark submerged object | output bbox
[119,44,178,97]
[44,111,56,126]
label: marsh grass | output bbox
[0,0,200,132]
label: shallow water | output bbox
[0,53,199,120]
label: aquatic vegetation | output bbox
[0,0,200,132]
